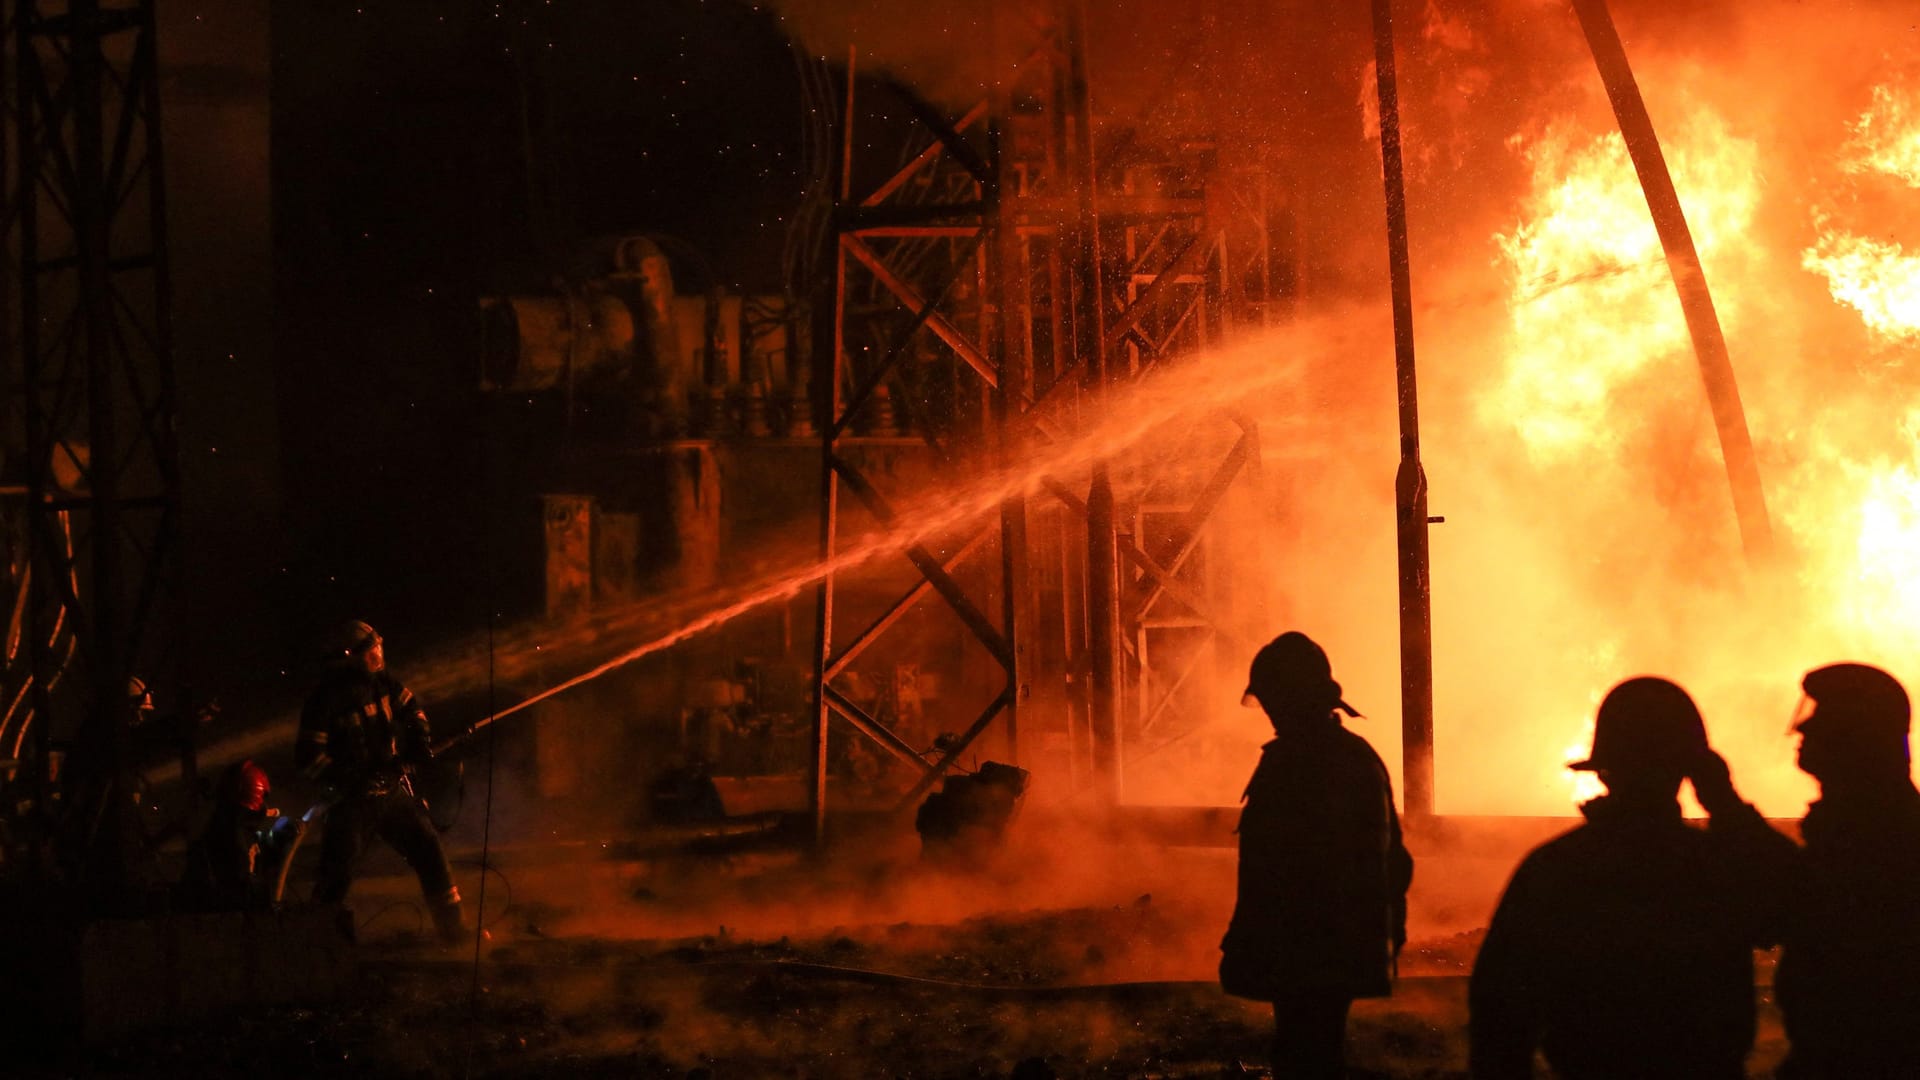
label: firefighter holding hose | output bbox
[296,620,466,943]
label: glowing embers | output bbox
[1490,111,1761,460]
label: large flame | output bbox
[1840,81,1920,188]
[1476,78,1920,812]
[1784,78,1920,666]
[1803,82,1920,346]
[1488,108,1764,805]
[1125,59,1920,817]
[1801,231,1920,346]
[1492,111,1761,461]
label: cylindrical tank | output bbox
[479,289,636,392]
[480,235,693,434]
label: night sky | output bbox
[166,0,813,688]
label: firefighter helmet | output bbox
[1241,632,1359,716]
[1570,676,1708,774]
[327,619,382,661]
[226,759,270,814]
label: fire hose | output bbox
[365,954,1469,999]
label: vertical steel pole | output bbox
[137,0,190,809]
[987,26,1028,766]
[72,0,133,887]
[809,47,857,847]
[1370,0,1434,820]
[1064,0,1121,804]
[15,0,54,845]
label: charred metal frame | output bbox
[807,40,1026,839]
[0,0,179,885]
[810,4,1277,837]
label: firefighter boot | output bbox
[431,897,468,946]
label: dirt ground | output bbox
[23,819,1795,1078]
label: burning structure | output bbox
[0,0,1916,1067]
[456,0,1920,830]
[468,6,1298,834]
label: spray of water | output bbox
[171,310,1363,782]
[444,316,1349,744]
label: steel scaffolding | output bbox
[808,4,1281,836]
[0,0,179,887]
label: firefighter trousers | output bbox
[312,788,460,913]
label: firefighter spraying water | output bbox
[296,621,467,944]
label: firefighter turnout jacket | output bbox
[296,668,432,791]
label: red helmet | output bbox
[229,759,270,814]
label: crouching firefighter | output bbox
[180,759,302,910]
[296,620,466,943]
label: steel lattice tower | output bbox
[1,0,178,888]
[808,3,1281,836]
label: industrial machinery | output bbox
[474,11,1300,836]
[478,232,969,816]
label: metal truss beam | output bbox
[812,4,1286,835]
[4,0,180,887]
[810,40,1033,842]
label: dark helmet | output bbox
[1799,662,1910,764]
[1570,676,1708,775]
[1242,632,1358,717]
[326,619,381,663]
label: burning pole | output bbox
[1570,0,1773,559]
[1369,0,1435,821]
[1064,0,1123,804]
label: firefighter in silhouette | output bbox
[1219,632,1412,1079]
[1776,663,1920,1078]
[296,620,465,942]
[1469,676,1794,1080]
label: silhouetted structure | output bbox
[296,621,465,942]
[1777,662,1920,1079]
[648,756,727,825]
[1469,676,1793,1080]
[1220,632,1411,1080]
[914,760,1029,862]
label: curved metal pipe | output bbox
[1570,0,1773,559]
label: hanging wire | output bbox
[462,12,520,1075]
[358,899,426,937]
[455,856,514,931]
[462,290,503,1080]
